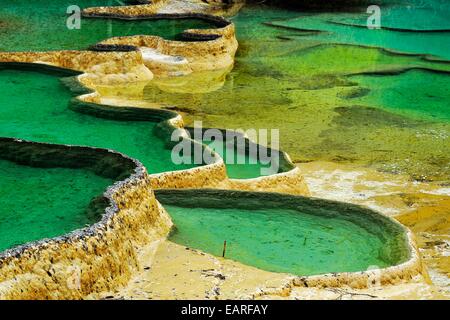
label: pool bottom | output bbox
[0,137,138,252]
[0,65,198,175]
[0,0,219,52]
[0,141,420,299]
[0,158,112,252]
[297,160,450,292]
[156,189,411,277]
[0,138,173,300]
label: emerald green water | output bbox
[140,2,450,182]
[204,139,279,179]
[266,0,450,59]
[0,65,277,251]
[348,69,450,122]
[331,2,450,32]
[165,199,406,275]
[0,67,195,174]
[0,0,215,51]
[0,158,112,252]
[0,0,447,271]
[0,65,199,252]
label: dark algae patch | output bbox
[139,2,450,182]
[0,63,283,252]
[0,0,445,280]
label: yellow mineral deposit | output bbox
[0,0,447,301]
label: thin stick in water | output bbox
[222,240,227,258]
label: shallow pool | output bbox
[138,2,450,182]
[0,65,197,174]
[158,190,410,276]
[0,0,216,51]
[0,157,112,251]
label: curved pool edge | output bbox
[289,228,422,289]
[155,189,423,292]
[253,228,422,297]
[82,0,245,18]
[0,59,420,299]
[251,226,422,298]
[66,65,310,194]
[0,138,173,300]
[183,126,310,195]
[0,10,238,79]
[0,60,307,194]
[95,17,238,76]
[0,61,310,298]
[0,1,430,297]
